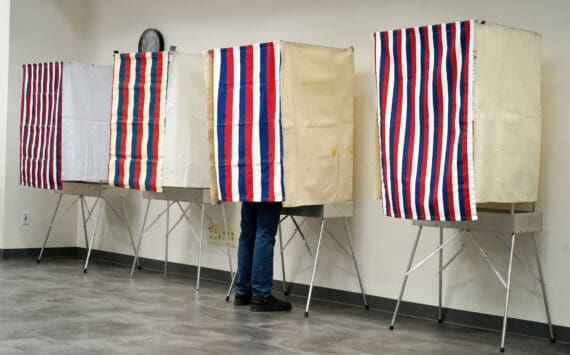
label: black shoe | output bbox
[250,294,292,312]
[234,293,252,306]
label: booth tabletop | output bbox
[281,201,353,218]
[412,210,542,234]
[142,187,212,204]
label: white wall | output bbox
[4,0,570,329]
[2,0,88,248]
[77,0,570,328]
[0,0,11,248]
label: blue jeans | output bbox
[236,202,282,298]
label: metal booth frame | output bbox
[37,182,140,273]
[225,202,369,317]
[129,187,234,291]
[389,206,555,352]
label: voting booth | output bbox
[20,62,111,189]
[373,21,541,222]
[108,51,210,192]
[19,61,137,271]
[108,50,233,286]
[374,21,553,351]
[207,41,367,315]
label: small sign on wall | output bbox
[207,224,238,248]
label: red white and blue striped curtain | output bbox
[212,42,284,202]
[20,62,63,190]
[109,52,169,192]
[374,20,477,221]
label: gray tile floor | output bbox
[0,258,567,354]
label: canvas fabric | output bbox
[20,62,63,190]
[108,52,169,192]
[374,21,477,221]
[61,62,112,183]
[207,41,354,207]
[211,42,284,203]
[279,41,354,207]
[472,22,541,203]
[163,52,210,188]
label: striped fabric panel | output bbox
[374,20,477,221]
[212,42,284,202]
[108,52,169,192]
[20,62,63,190]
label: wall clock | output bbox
[138,28,164,52]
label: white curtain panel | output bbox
[163,52,210,188]
[61,62,112,183]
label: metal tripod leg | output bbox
[500,233,516,352]
[80,197,89,249]
[196,203,205,291]
[222,203,237,301]
[226,271,238,302]
[304,218,326,318]
[37,194,63,263]
[130,199,151,278]
[221,204,234,279]
[103,197,140,268]
[343,217,369,310]
[278,223,288,295]
[164,201,170,277]
[83,199,103,273]
[390,226,423,330]
[120,198,141,269]
[531,233,556,343]
[438,226,443,322]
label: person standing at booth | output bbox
[234,202,292,312]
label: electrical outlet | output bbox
[22,211,31,225]
[206,224,238,248]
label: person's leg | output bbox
[235,202,258,303]
[250,202,282,297]
[249,202,291,311]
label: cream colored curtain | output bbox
[279,41,354,207]
[473,22,542,203]
[163,52,210,189]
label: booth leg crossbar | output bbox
[389,210,555,352]
[224,215,369,318]
[38,193,139,273]
[129,200,234,291]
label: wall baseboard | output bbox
[2,247,568,344]
[0,247,77,259]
